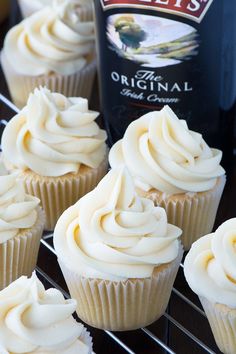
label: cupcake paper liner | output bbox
[78,3,94,22]
[58,245,183,331]
[137,175,226,251]
[0,206,45,290]
[199,296,236,354]
[80,325,93,354]
[17,157,108,231]
[18,0,94,20]
[1,50,97,109]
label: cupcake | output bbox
[0,163,44,290]
[54,167,183,331]
[109,105,226,250]
[184,218,236,354]
[0,272,94,353]
[0,0,10,24]
[18,0,94,21]
[1,0,96,108]
[1,87,108,230]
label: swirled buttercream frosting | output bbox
[0,165,40,244]
[109,105,225,195]
[53,0,94,18]
[1,87,107,177]
[2,0,94,76]
[0,273,92,353]
[184,218,236,308]
[54,167,182,281]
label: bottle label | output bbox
[100,0,213,23]
[95,0,221,143]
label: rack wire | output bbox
[0,92,219,354]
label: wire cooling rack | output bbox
[0,93,220,354]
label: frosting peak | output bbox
[109,105,225,194]
[0,273,92,353]
[0,166,40,243]
[53,0,94,27]
[3,2,94,76]
[184,218,236,308]
[54,167,182,281]
[1,87,107,177]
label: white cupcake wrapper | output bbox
[80,326,93,354]
[18,157,108,231]
[0,206,45,290]
[1,50,96,108]
[58,245,183,331]
[139,175,226,250]
[199,296,236,354]
[77,3,94,22]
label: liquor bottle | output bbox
[94,0,235,166]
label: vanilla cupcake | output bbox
[184,218,236,354]
[54,167,183,331]
[1,87,108,230]
[0,272,94,353]
[18,0,94,21]
[1,1,95,108]
[109,105,226,250]
[0,164,44,290]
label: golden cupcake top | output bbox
[1,87,107,177]
[0,273,93,353]
[109,105,225,195]
[0,162,40,243]
[54,167,182,281]
[3,0,95,76]
[184,218,236,308]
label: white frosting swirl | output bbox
[184,218,236,308]
[3,1,94,76]
[53,0,94,21]
[109,105,225,195]
[1,87,107,177]
[0,166,40,244]
[54,167,182,281]
[0,273,92,353]
[19,0,94,21]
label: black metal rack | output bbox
[0,92,221,354]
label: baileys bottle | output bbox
[94,0,236,165]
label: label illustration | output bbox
[101,0,214,23]
[107,14,199,67]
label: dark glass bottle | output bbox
[94,0,235,167]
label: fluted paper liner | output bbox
[1,50,96,108]
[199,296,236,354]
[17,157,108,231]
[80,326,93,354]
[137,175,226,251]
[58,245,183,331]
[18,0,94,20]
[0,206,45,290]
